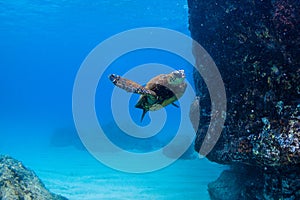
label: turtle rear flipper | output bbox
[135,96,149,122]
[109,74,156,96]
[140,109,147,122]
[171,102,179,108]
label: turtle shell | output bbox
[135,71,187,112]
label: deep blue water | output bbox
[0,0,194,152]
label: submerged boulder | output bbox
[0,155,67,200]
[50,127,84,150]
[188,0,300,199]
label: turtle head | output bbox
[169,70,185,85]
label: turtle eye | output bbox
[172,71,179,76]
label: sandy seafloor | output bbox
[4,145,225,200]
[0,124,226,199]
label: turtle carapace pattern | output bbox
[109,70,187,121]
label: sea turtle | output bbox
[109,70,187,121]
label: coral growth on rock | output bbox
[188,0,300,199]
[0,155,67,200]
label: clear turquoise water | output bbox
[0,1,225,199]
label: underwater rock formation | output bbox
[0,155,67,200]
[50,127,84,150]
[188,0,300,199]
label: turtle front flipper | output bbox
[109,74,156,96]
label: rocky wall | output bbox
[188,0,300,199]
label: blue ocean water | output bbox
[0,0,190,146]
[0,0,225,199]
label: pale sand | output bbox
[11,146,226,200]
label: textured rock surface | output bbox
[208,165,300,199]
[188,0,300,199]
[0,155,67,200]
[208,169,244,200]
